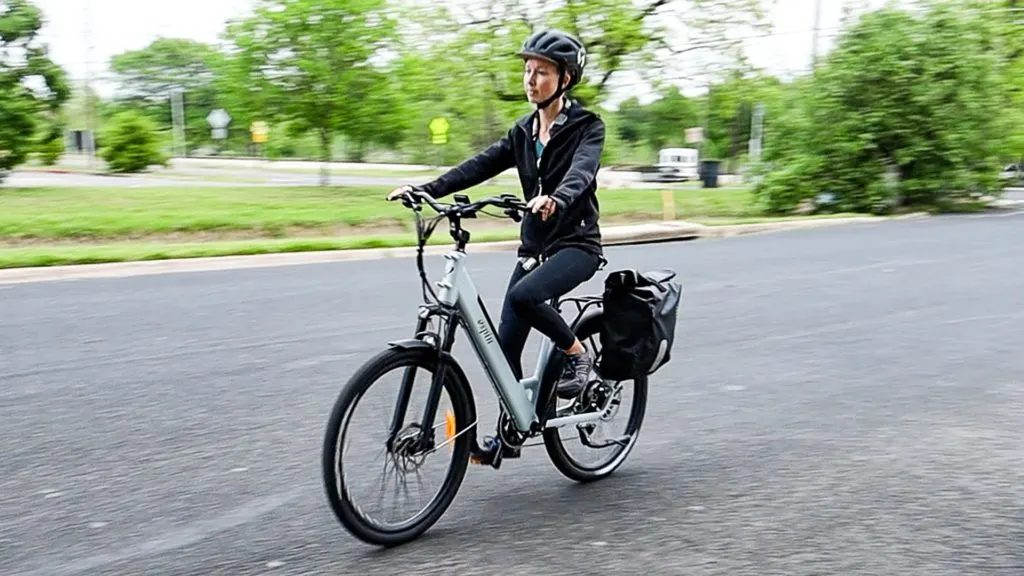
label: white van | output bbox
[653,147,700,181]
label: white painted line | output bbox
[10,489,303,576]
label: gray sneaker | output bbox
[556,346,594,399]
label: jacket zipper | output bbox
[524,108,593,258]
[531,114,549,257]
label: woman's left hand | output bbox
[527,195,557,221]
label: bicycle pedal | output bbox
[471,451,502,469]
[470,438,505,469]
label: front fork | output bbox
[385,312,426,452]
[386,307,483,456]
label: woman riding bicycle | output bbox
[388,29,606,402]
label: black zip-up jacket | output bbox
[419,100,605,259]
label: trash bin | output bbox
[700,160,721,188]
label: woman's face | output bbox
[523,57,564,104]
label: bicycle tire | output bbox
[321,346,474,546]
[542,315,648,483]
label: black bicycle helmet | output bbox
[518,29,587,109]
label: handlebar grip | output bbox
[400,187,445,213]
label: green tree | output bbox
[209,51,271,155]
[423,0,770,105]
[613,89,699,159]
[384,7,535,165]
[0,0,70,181]
[614,98,649,147]
[755,1,1011,214]
[33,116,65,165]
[695,72,784,170]
[610,73,789,167]
[225,0,401,184]
[389,0,769,163]
[1004,57,1024,162]
[109,38,226,154]
[100,110,168,173]
[62,83,103,132]
[650,90,701,150]
[988,0,1024,161]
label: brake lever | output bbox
[400,193,421,211]
[496,194,526,221]
[505,207,523,222]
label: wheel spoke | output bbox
[542,322,647,483]
[322,348,473,546]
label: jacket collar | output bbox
[516,97,587,138]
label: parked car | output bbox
[637,147,700,183]
[999,163,1023,184]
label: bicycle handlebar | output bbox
[399,187,528,222]
[398,188,445,212]
[397,187,530,301]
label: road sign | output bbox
[429,117,449,145]
[251,121,269,144]
[207,109,231,129]
[207,109,232,140]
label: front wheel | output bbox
[321,346,475,546]
[543,314,649,483]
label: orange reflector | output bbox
[445,409,456,448]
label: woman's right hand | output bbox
[386,185,414,201]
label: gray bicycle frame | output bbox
[435,249,605,433]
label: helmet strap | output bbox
[535,64,568,110]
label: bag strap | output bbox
[605,268,677,291]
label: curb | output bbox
[0,215,903,285]
[22,167,116,177]
[699,215,890,238]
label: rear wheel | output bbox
[543,315,648,482]
[322,347,474,546]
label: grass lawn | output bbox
[0,184,770,268]
[0,185,760,242]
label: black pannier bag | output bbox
[598,268,682,381]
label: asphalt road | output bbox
[2,212,1023,575]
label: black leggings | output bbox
[497,247,601,378]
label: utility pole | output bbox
[749,102,765,163]
[811,0,823,69]
[170,88,186,158]
[83,0,96,167]
[748,102,765,185]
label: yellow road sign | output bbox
[429,117,449,145]
[251,121,269,144]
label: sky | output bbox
[34,0,895,105]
